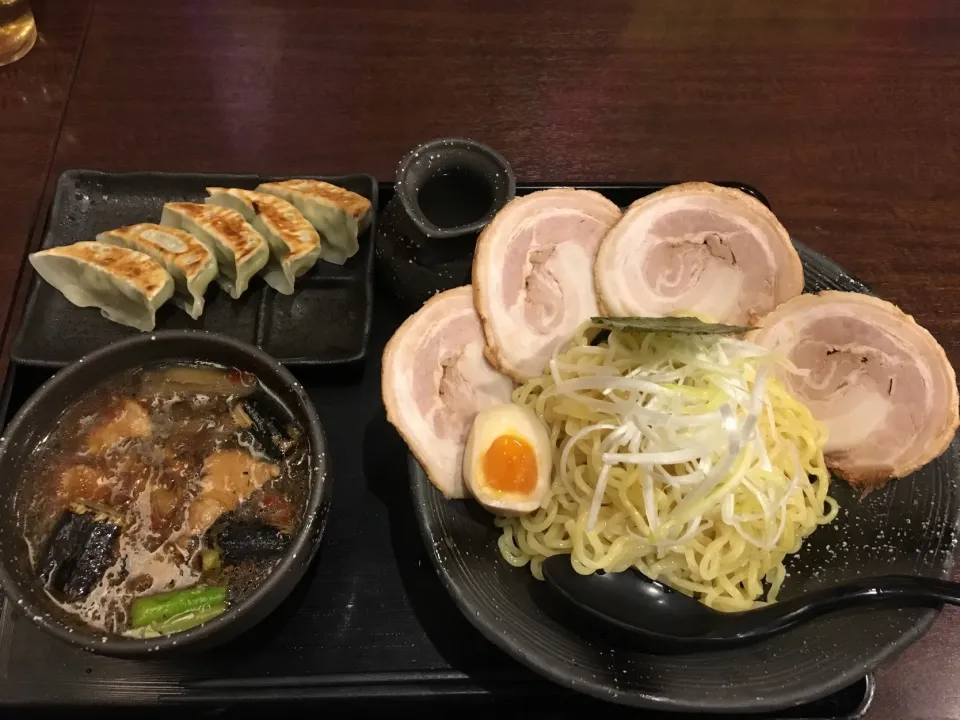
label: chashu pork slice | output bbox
[595,182,803,324]
[473,189,621,381]
[749,291,959,487]
[382,286,515,498]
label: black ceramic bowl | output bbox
[0,330,330,656]
[410,240,960,713]
[375,137,516,308]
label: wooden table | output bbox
[0,0,92,353]
[2,1,960,717]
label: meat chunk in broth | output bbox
[57,464,109,506]
[187,450,280,535]
[149,487,181,531]
[57,456,154,513]
[86,398,152,454]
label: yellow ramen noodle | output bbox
[496,322,838,612]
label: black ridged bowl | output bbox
[375,137,515,309]
[409,241,960,713]
[0,330,331,656]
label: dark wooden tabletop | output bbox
[3,1,960,717]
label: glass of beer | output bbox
[0,0,36,67]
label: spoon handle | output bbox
[739,574,960,641]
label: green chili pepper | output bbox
[153,601,227,634]
[130,586,226,629]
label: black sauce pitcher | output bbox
[376,137,515,307]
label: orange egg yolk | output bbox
[482,434,537,495]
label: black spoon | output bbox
[542,555,960,651]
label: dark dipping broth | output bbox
[18,362,309,637]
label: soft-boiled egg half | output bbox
[463,403,552,515]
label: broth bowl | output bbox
[0,330,329,656]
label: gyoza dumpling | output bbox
[29,242,174,331]
[262,179,372,232]
[96,223,218,319]
[205,188,321,295]
[256,180,371,265]
[160,202,268,299]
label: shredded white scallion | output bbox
[499,320,837,612]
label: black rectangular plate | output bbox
[11,170,377,368]
[0,182,872,720]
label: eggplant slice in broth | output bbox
[207,514,293,565]
[39,504,123,602]
[231,397,301,460]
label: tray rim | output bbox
[10,168,378,369]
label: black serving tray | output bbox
[0,182,873,720]
[11,170,377,368]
